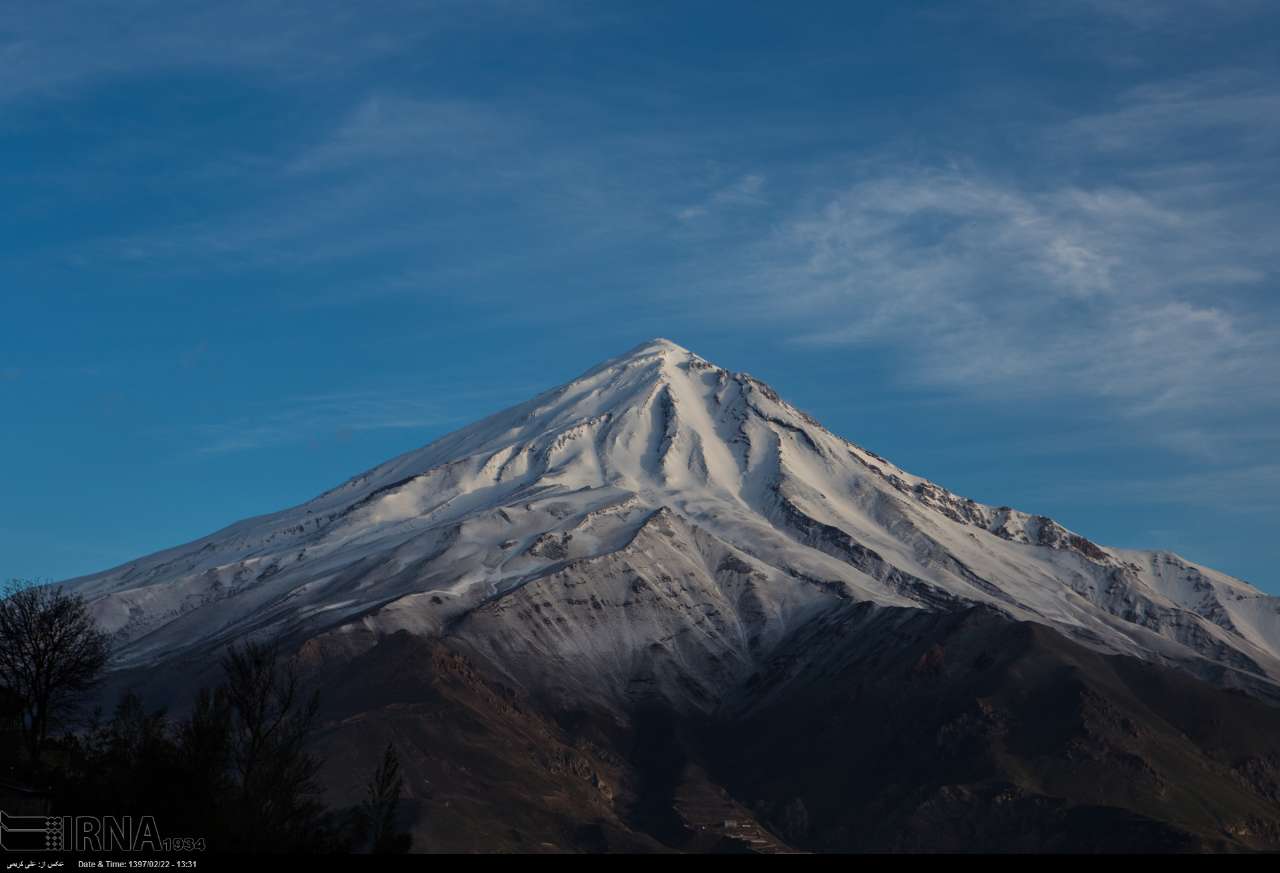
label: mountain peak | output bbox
[642,336,686,351]
[615,336,697,362]
[576,337,714,388]
[66,342,1280,707]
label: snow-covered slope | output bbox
[64,339,1280,708]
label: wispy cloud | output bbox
[63,94,559,276]
[1062,71,1280,161]
[668,58,1280,443]
[0,1,574,104]
[677,173,767,222]
[0,2,390,102]
[60,90,715,302]
[734,165,1274,415]
[185,390,459,455]
[289,96,525,174]
[1029,0,1272,31]
[182,378,549,456]
[1037,463,1280,516]
[92,175,447,271]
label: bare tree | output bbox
[362,742,411,853]
[0,580,110,764]
[220,638,323,852]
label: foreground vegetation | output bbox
[0,580,411,854]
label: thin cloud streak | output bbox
[677,173,767,222]
[1030,463,1280,516]
[189,393,454,456]
[182,385,536,456]
[0,1,575,104]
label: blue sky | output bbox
[2,1,1278,592]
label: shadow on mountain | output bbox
[698,604,1280,852]
[279,604,1280,853]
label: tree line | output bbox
[0,580,412,854]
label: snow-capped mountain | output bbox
[65,338,1280,708]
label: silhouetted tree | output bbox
[167,685,235,841]
[221,639,325,852]
[45,635,370,853]
[58,691,186,818]
[0,580,110,764]
[361,742,412,854]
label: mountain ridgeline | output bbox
[66,339,1280,852]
